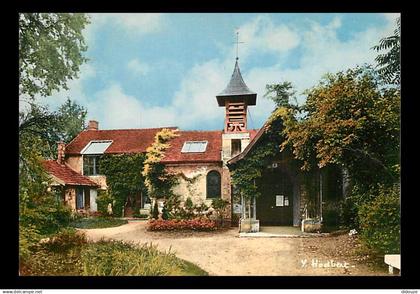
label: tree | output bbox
[279,66,400,189]
[19,13,90,100]
[19,99,88,160]
[372,17,400,85]
[56,98,88,143]
[264,81,299,110]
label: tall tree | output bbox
[56,98,87,143]
[19,99,87,160]
[19,13,90,223]
[279,66,400,189]
[19,13,90,100]
[372,17,400,85]
[264,81,298,109]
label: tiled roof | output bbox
[42,160,99,187]
[65,127,260,164]
[65,127,176,155]
[162,130,223,164]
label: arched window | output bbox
[206,170,221,199]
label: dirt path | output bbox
[80,221,388,276]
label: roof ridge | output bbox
[178,130,223,133]
[90,126,178,131]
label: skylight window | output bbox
[181,141,208,153]
[81,140,113,155]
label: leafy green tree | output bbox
[19,13,90,260]
[56,98,87,143]
[19,13,90,100]
[19,99,88,160]
[264,81,299,110]
[372,17,400,85]
[279,66,400,189]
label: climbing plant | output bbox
[142,128,179,200]
[230,107,286,200]
[99,153,148,217]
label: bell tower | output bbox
[216,59,257,133]
[217,56,257,163]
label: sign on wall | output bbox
[276,195,290,207]
[276,195,284,207]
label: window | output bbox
[76,188,84,209]
[231,139,242,157]
[206,170,221,198]
[83,155,101,175]
[81,140,112,155]
[181,141,208,153]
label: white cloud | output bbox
[127,58,150,76]
[89,13,164,36]
[89,83,178,129]
[245,15,398,110]
[83,13,165,51]
[236,15,300,60]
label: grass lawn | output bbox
[70,217,128,229]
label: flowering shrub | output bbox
[147,218,217,231]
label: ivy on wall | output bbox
[229,107,286,200]
[99,153,148,216]
[142,128,179,200]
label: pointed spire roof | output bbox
[216,59,257,106]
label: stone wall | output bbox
[166,163,231,216]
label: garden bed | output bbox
[147,218,217,231]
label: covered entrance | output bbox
[256,168,294,226]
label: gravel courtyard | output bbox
[80,220,388,276]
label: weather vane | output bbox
[234,29,244,60]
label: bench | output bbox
[384,254,400,274]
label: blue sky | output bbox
[35,13,399,131]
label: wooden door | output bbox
[256,169,293,226]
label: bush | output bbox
[20,235,208,276]
[339,196,360,229]
[161,205,169,220]
[81,240,207,276]
[358,185,400,255]
[19,223,41,260]
[322,201,340,227]
[147,218,217,231]
[96,190,113,216]
[40,228,87,253]
[20,204,73,235]
[20,228,87,276]
[152,200,159,219]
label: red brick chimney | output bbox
[57,142,66,165]
[87,120,99,131]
